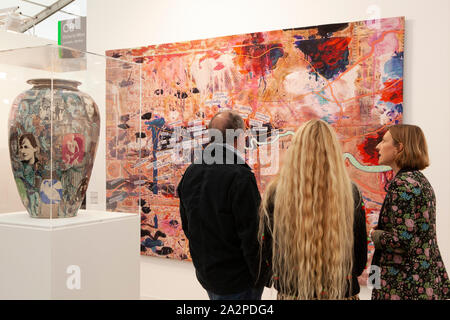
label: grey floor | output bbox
[359,285,372,300]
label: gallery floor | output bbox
[259,286,372,300]
[359,286,372,300]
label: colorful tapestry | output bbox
[105,17,404,281]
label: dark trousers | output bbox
[207,287,264,300]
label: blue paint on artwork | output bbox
[386,103,403,119]
[383,51,403,81]
[145,117,166,195]
[362,195,384,206]
[269,48,284,69]
[294,37,351,80]
[315,92,329,105]
[142,238,163,252]
[320,115,330,123]
[153,214,158,229]
[394,104,403,113]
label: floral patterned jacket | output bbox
[372,169,450,300]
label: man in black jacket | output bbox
[177,111,268,300]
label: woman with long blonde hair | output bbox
[258,119,367,299]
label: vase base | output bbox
[29,215,78,219]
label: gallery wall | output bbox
[86,0,450,300]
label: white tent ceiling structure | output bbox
[0,0,85,40]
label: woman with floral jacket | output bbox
[370,124,449,300]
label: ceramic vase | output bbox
[8,79,100,218]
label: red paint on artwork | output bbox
[357,131,386,165]
[131,47,149,56]
[214,62,225,70]
[199,50,222,64]
[162,193,175,199]
[317,37,350,70]
[380,79,403,104]
[233,33,284,78]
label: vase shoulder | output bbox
[27,78,81,91]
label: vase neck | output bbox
[27,79,81,91]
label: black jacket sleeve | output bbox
[259,190,274,288]
[230,171,262,285]
[177,173,189,238]
[352,184,368,277]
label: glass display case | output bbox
[0,44,142,299]
[0,44,142,220]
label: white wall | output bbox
[92,0,447,299]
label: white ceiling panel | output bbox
[0,0,86,40]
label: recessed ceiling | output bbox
[0,0,86,40]
[2,0,85,19]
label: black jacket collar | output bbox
[201,143,249,168]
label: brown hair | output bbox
[388,124,429,170]
[19,133,38,148]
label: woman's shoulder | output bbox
[389,170,432,198]
[351,182,360,194]
[392,169,427,187]
[351,182,362,202]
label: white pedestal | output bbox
[0,210,140,300]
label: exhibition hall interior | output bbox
[0,0,449,301]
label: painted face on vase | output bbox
[39,99,51,120]
[67,95,80,115]
[9,135,19,157]
[376,130,401,169]
[84,98,95,121]
[19,137,38,164]
[67,137,79,154]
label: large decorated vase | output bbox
[8,79,100,218]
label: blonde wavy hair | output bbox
[259,119,354,299]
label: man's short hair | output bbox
[208,111,245,142]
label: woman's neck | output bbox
[390,163,400,176]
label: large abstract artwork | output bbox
[106,17,404,280]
